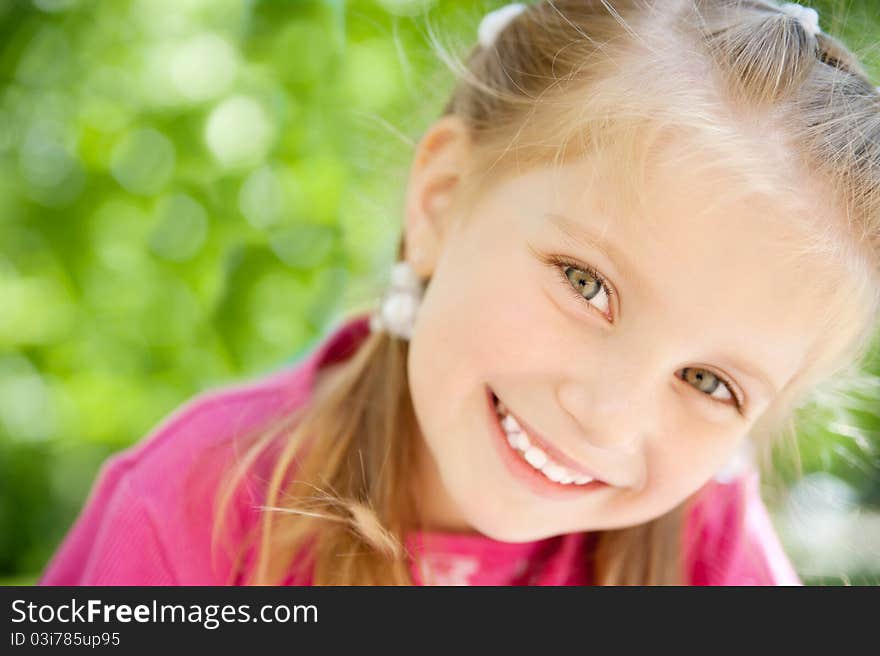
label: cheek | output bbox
[406,324,448,434]
[406,284,486,441]
[644,429,743,500]
[477,263,574,363]
[417,255,546,368]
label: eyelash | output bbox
[542,253,616,321]
[539,252,744,413]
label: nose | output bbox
[556,367,654,454]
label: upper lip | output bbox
[494,392,620,486]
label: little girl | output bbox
[40,0,880,585]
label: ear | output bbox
[403,114,473,279]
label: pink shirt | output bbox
[38,314,802,586]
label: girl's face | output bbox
[404,117,843,541]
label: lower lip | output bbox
[485,386,610,500]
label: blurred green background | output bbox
[0,0,877,586]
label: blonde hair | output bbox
[213,0,880,585]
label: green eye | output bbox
[562,265,611,315]
[681,367,737,406]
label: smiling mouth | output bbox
[487,386,612,494]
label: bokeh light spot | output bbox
[269,224,335,269]
[149,193,209,262]
[169,33,239,102]
[110,128,176,195]
[0,354,56,442]
[204,95,274,169]
[239,165,284,230]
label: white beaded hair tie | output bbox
[780,2,821,37]
[369,260,425,340]
[478,2,528,49]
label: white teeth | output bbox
[523,446,548,469]
[541,463,566,482]
[494,397,597,487]
[506,432,518,450]
[510,431,530,451]
[500,414,520,433]
[506,431,530,452]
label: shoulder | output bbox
[124,340,342,580]
[40,314,372,586]
[62,361,316,585]
[118,313,371,484]
[684,469,802,586]
[122,313,372,529]
[121,362,313,495]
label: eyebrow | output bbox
[544,212,778,399]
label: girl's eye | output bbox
[531,250,616,320]
[560,263,614,319]
[680,367,742,410]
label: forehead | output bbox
[505,140,857,392]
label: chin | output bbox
[458,503,562,543]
